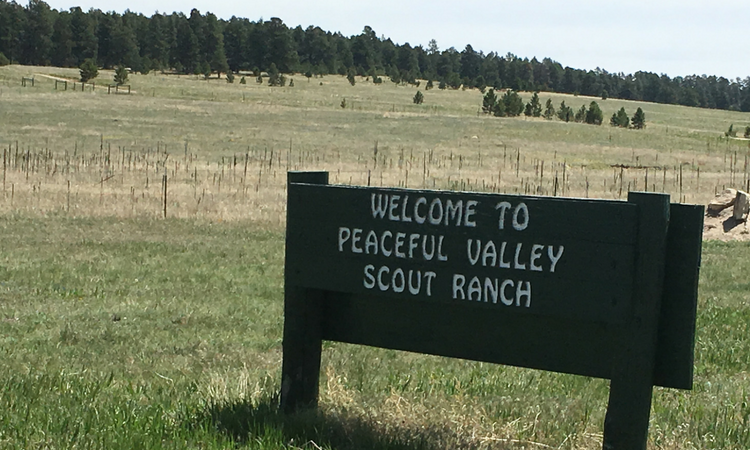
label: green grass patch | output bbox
[0,216,747,449]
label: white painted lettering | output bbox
[484,277,498,303]
[400,195,413,222]
[394,232,406,258]
[452,274,466,299]
[513,203,529,231]
[445,200,462,226]
[500,279,514,305]
[517,281,532,307]
[392,268,405,293]
[548,246,564,272]
[467,239,480,266]
[408,234,420,259]
[377,266,390,291]
[380,231,393,257]
[365,231,378,255]
[424,271,436,296]
[351,228,363,253]
[482,240,497,267]
[465,200,478,227]
[422,235,436,260]
[496,201,511,230]
[414,197,427,224]
[529,244,544,271]
[388,195,400,221]
[371,193,387,219]
[408,270,421,295]
[513,243,526,270]
[498,242,511,268]
[363,264,376,289]
[338,227,351,252]
[428,198,443,225]
[437,236,448,261]
[468,276,482,301]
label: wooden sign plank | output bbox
[281,171,703,449]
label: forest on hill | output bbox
[2,0,749,112]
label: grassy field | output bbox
[0,64,749,449]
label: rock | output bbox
[734,190,750,221]
[708,188,737,215]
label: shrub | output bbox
[340,98,346,109]
[745,126,750,138]
[226,72,235,83]
[114,66,129,85]
[239,76,246,85]
[413,90,424,104]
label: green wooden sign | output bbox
[281,171,703,450]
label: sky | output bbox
[43,0,750,81]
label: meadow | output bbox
[0,64,749,449]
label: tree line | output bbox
[2,0,750,112]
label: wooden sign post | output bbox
[281,171,703,450]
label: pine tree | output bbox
[413,90,424,104]
[0,52,9,66]
[529,92,542,117]
[79,58,98,82]
[610,107,629,128]
[585,101,603,125]
[631,107,646,129]
[557,101,572,122]
[347,67,356,86]
[226,71,235,83]
[543,98,555,120]
[502,90,524,117]
[492,99,505,117]
[524,102,533,117]
[745,126,750,139]
[240,76,246,85]
[438,79,446,90]
[726,124,736,137]
[574,105,587,122]
[482,88,497,114]
[426,79,433,90]
[267,62,281,86]
[114,65,128,85]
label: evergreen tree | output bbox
[174,16,200,73]
[557,101,573,122]
[69,7,96,66]
[502,90,524,116]
[0,52,9,66]
[524,102,533,117]
[267,62,281,86]
[745,126,750,139]
[114,65,128,84]
[726,124,736,137]
[0,0,26,64]
[529,91,542,117]
[226,71,234,83]
[438,79,446,90]
[482,88,497,114]
[425,79,433,90]
[585,101,603,125]
[204,13,228,76]
[239,75,246,84]
[22,0,54,65]
[631,107,646,129]
[610,107,629,128]
[543,98,555,120]
[79,58,98,82]
[574,105,587,122]
[51,12,74,67]
[347,67,356,85]
[413,90,424,104]
[492,99,506,117]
